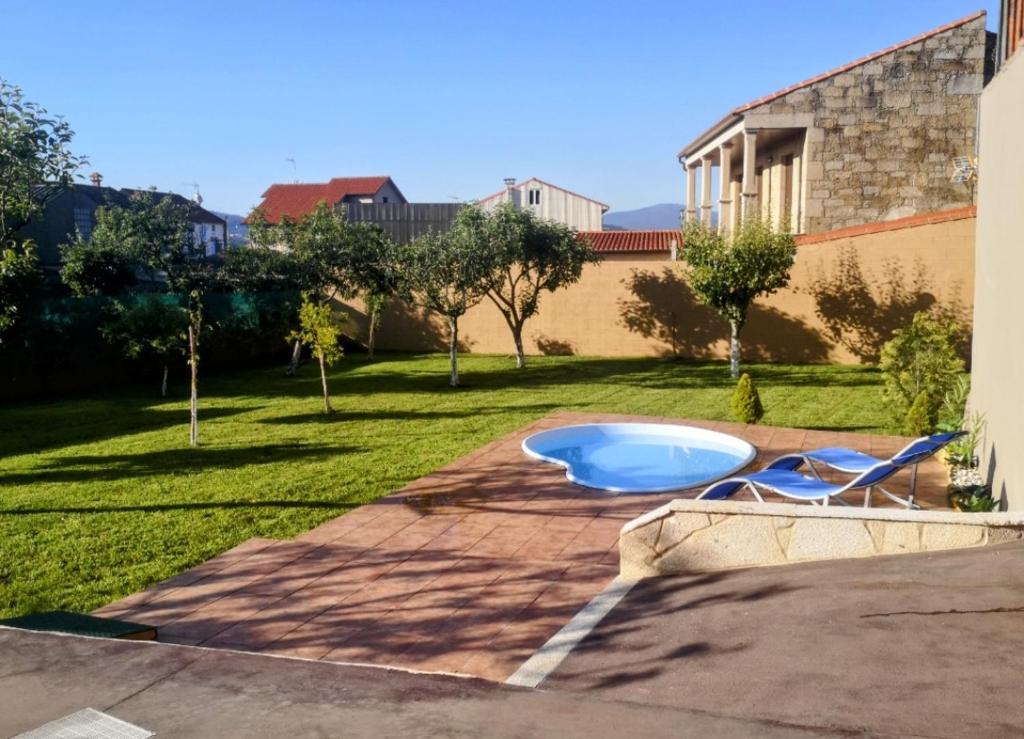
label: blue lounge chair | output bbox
[767,431,965,508]
[697,458,906,507]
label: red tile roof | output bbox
[250,176,395,223]
[479,177,610,211]
[579,230,679,253]
[679,10,987,158]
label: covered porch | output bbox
[679,120,808,234]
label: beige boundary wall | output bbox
[619,499,1024,579]
[344,209,975,364]
[970,49,1024,510]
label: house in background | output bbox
[250,176,466,244]
[478,177,609,231]
[251,176,407,224]
[18,174,228,278]
[678,11,993,235]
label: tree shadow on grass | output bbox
[0,443,356,486]
[260,403,569,426]
[2,499,358,516]
[619,267,831,363]
[0,405,256,458]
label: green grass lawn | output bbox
[0,353,891,618]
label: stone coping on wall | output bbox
[619,498,1024,579]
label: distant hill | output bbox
[603,203,681,230]
[211,211,249,247]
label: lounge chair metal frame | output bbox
[766,431,965,509]
[698,458,911,508]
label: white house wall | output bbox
[481,180,604,230]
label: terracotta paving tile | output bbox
[103,411,951,681]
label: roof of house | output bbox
[478,177,611,211]
[119,189,226,225]
[678,9,987,158]
[252,176,398,223]
[579,230,679,254]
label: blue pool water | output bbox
[522,423,756,493]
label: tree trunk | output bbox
[318,354,332,414]
[286,339,302,376]
[512,324,526,369]
[188,323,199,447]
[161,363,168,398]
[448,316,460,387]
[367,306,378,359]
[729,320,741,379]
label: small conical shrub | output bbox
[731,373,764,424]
[904,390,935,436]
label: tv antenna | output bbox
[182,181,202,204]
[950,156,977,203]
[950,156,977,184]
[285,157,298,183]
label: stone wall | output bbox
[619,499,1024,579]
[745,15,989,233]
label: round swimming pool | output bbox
[522,423,756,493]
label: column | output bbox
[742,128,759,221]
[718,142,734,234]
[700,154,714,227]
[684,163,697,223]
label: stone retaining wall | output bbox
[619,499,1024,579]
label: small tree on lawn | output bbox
[289,295,344,413]
[682,219,796,378]
[467,202,599,369]
[93,191,215,445]
[103,294,188,397]
[342,222,399,359]
[399,228,491,387]
[247,202,352,374]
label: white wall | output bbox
[194,222,227,255]
[970,49,1024,510]
[481,179,605,230]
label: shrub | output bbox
[731,373,764,424]
[937,375,970,433]
[903,390,935,436]
[879,311,964,432]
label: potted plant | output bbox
[948,467,997,512]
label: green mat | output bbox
[0,610,157,640]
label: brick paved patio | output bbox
[93,412,949,681]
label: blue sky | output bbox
[1,1,996,215]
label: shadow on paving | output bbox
[543,542,1024,739]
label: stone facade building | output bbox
[678,11,994,234]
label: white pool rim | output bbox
[521,422,758,493]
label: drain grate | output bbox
[14,708,153,739]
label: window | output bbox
[382,196,389,203]
[528,189,541,206]
[73,207,93,241]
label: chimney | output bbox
[89,172,103,187]
[503,177,516,196]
